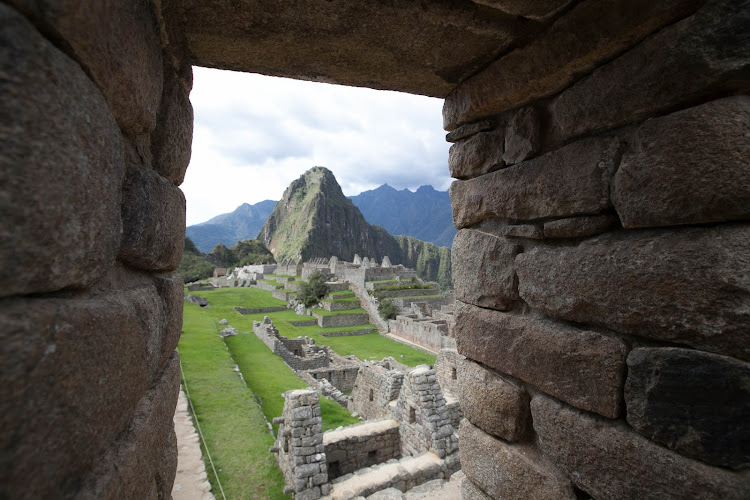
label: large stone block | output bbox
[543,214,619,239]
[119,167,186,271]
[151,61,193,185]
[613,96,750,228]
[451,230,521,310]
[153,272,184,368]
[458,358,530,441]
[0,287,165,498]
[9,0,164,135]
[516,224,750,361]
[455,302,627,418]
[502,106,541,165]
[625,348,750,470]
[443,0,703,129]
[531,394,750,500]
[0,5,124,297]
[550,0,750,139]
[448,127,505,180]
[460,478,493,500]
[459,419,575,500]
[472,0,574,20]
[75,352,180,499]
[450,137,619,227]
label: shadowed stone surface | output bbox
[502,106,541,165]
[516,224,750,361]
[443,0,703,129]
[613,96,750,228]
[9,0,164,136]
[458,358,530,441]
[532,394,750,500]
[452,230,521,310]
[625,348,750,470]
[472,0,575,20]
[460,478,493,500]
[448,127,506,180]
[550,0,750,139]
[119,168,187,271]
[543,214,619,239]
[181,0,525,98]
[0,5,124,298]
[445,119,495,143]
[450,137,619,227]
[455,302,627,418]
[154,272,185,368]
[460,419,575,500]
[0,287,166,498]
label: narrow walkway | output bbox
[172,388,216,500]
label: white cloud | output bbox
[181,67,451,225]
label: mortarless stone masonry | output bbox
[3,0,748,498]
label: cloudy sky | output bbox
[181,67,452,226]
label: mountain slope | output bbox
[349,184,457,247]
[186,200,277,252]
[258,167,452,288]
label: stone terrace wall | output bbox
[323,419,401,479]
[307,365,360,393]
[253,317,330,371]
[0,2,188,497]
[350,364,405,421]
[446,1,750,498]
[389,314,456,353]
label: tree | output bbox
[378,299,398,320]
[296,271,329,307]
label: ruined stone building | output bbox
[2,1,748,499]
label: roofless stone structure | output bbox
[1,1,748,498]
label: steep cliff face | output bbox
[258,167,452,288]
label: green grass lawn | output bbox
[179,303,288,499]
[323,297,360,303]
[328,290,354,297]
[313,307,368,316]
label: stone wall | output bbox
[446,1,750,498]
[389,314,456,353]
[0,1,187,496]
[306,365,360,393]
[253,317,330,371]
[313,311,370,328]
[350,363,405,421]
[323,419,401,479]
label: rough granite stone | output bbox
[532,394,750,500]
[455,302,627,418]
[119,167,186,271]
[151,61,194,185]
[502,106,541,165]
[0,5,124,297]
[458,358,530,441]
[445,119,495,143]
[153,272,184,368]
[0,287,165,498]
[613,96,750,228]
[450,137,619,227]
[448,127,505,180]
[443,0,703,129]
[550,0,750,139]
[460,478,493,500]
[8,0,164,135]
[543,214,619,239]
[472,0,574,20]
[625,348,750,470]
[516,224,750,361]
[452,230,521,311]
[460,419,575,500]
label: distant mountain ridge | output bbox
[258,167,451,289]
[186,200,276,252]
[348,184,456,247]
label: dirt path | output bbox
[172,388,216,500]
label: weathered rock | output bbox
[0,5,124,297]
[460,478,493,500]
[460,419,575,500]
[448,127,505,180]
[450,137,619,227]
[443,0,703,129]
[154,272,185,367]
[0,288,165,498]
[503,106,541,165]
[9,0,164,135]
[516,224,750,361]
[75,352,180,500]
[151,0,194,91]
[543,214,619,239]
[151,61,193,185]
[455,302,627,418]
[531,394,750,500]
[613,96,750,228]
[445,119,495,143]
[458,358,530,441]
[119,167,186,271]
[452,230,521,310]
[625,348,750,470]
[550,0,750,139]
[184,294,208,307]
[472,0,575,20]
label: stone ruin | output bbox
[4,1,748,498]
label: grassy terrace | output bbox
[313,307,368,316]
[328,290,354,297]
[179,286,436,495]
[323,296,360,303]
